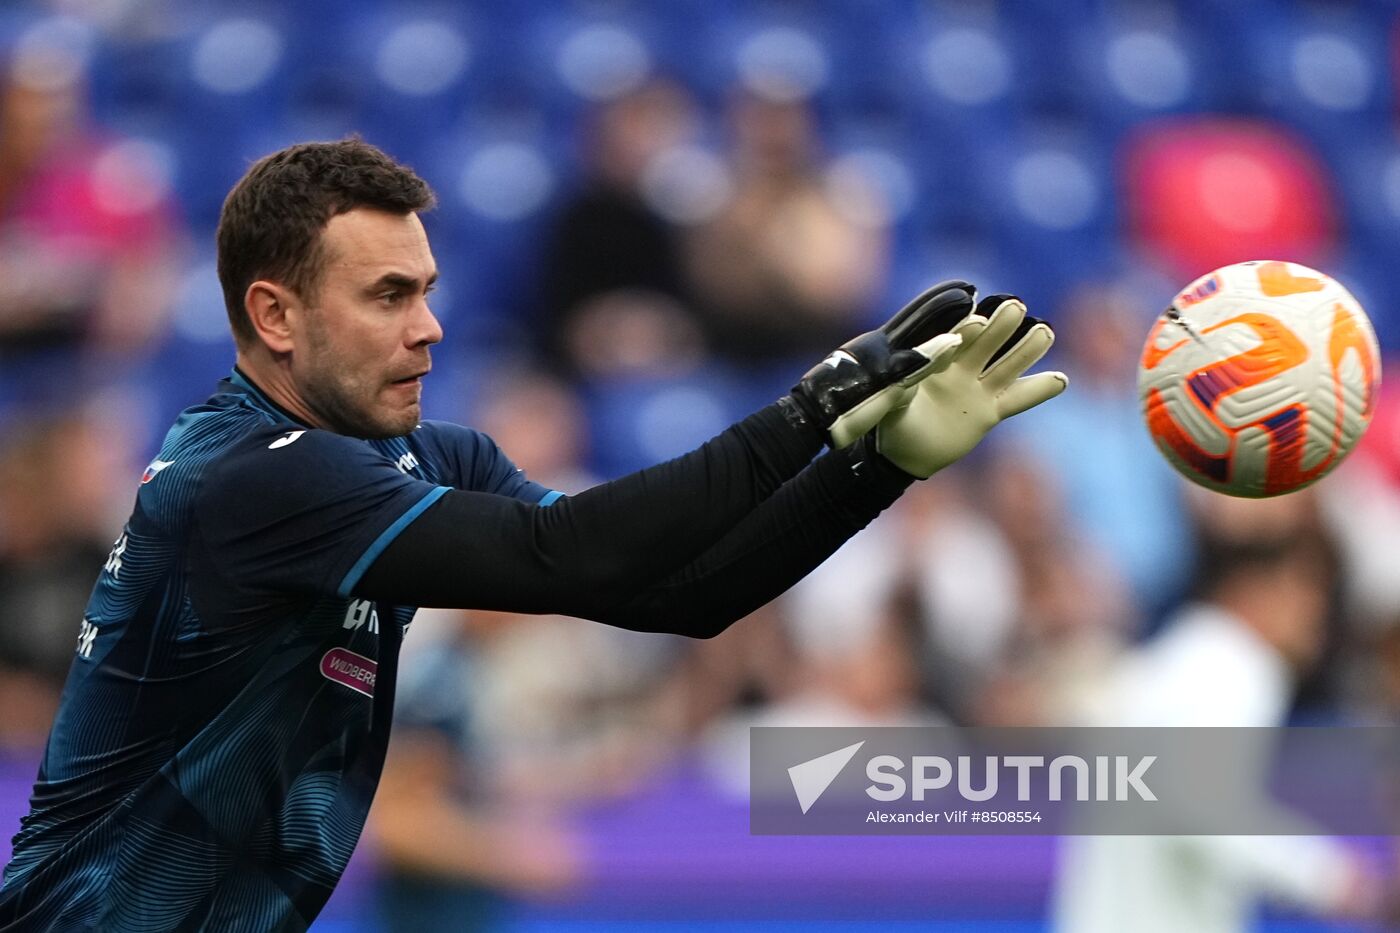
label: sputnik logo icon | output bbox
[787,741,865,814]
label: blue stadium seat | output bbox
[1231,5,1393,148]
[1319,124,1400,246]
[1061,23,1215,134]
[968,125,1117,271]
[325,7,481,155]
[521,6,669,99]
[86,36,186,138]
[899,12,1022,138]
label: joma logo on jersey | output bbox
[269,430,305,449]
[343,599,379,634]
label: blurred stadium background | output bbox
[1,0,1400,930]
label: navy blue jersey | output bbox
[0,370,557,932]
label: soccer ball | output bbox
[1138,260,1380,498]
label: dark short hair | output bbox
[216,137,436,345]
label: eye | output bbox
[378,291,403,307]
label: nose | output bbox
[408,295,444,349]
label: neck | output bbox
[234,349,326,429]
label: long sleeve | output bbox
[355,401,829,615]
[587,439,912,637]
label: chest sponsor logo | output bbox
[320,647,377,697]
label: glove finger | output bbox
[984,313,1048,370]
[995,371,1069,419]
[894,332,964,385]
[829,383,916,448]
[974,293,1019,316]
[963,297,1027,371]
[982,322,1055,393]
[881,281,977,349]
[950,313,990,343]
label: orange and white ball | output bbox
[1138,260,1380,498]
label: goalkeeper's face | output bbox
[295,208,443,439]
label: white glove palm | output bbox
[827,331,965,447]
[875,298,1068,478]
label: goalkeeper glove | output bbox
[873,295,1068,478]
[785,281,978,448]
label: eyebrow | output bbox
[367,270,439,293]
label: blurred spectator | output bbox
[670,600,795,740]
[777,606,932,728]
[901,476,1024,719]
[1053,501,1379,932]
[0,408,129,746]
[368,610,585,933]
[465,369,688,780]
[1360,605,1400,733]
[701,524,944,795]
[950,453,1131,727]
[1321,358,1400,638]
[369,372,694,928]
[371,598,694,929]
[999,280,1194,619]
[889,452,1132,727]
[0,22,181,370]
[470,369,596,495]
[684,88,887,365]
[1187,486,1355,712]
[970,539,1130,729]
[536,79,705,380]
[779,516,935,729]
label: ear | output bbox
[244,280,301,354]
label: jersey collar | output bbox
[227,367,312,428]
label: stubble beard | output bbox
[300,325,417,440]
[305,373,406,439]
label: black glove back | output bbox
[786,281,976,436]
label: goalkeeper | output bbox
[0,138,1064,932]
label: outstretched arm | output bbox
[585,437,913,637]
[360,434,911,635]
[356,401,823,613]
[357,284,980,615]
